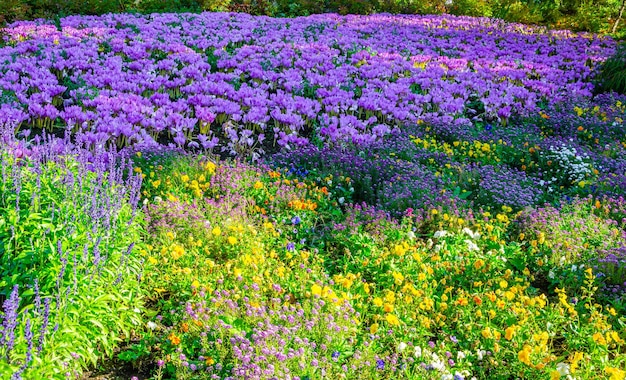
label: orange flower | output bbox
[168,333,181,345]
[472,295,482,305]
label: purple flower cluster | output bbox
[470,164,540,209]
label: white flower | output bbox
[338,197,345,204]
[457,351,466,360]
[462,228,480,240]
[147,321,157,330]
[407,231,416,240]
[548,270,555,279]
[434,230,448,238]
[557,362,570,376]
[414,346,422,358]
[477,349,486,361]
[466,240,479,252]
[398,342,408,352]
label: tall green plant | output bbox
[594,43,626,95]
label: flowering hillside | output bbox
[0,12,625,380]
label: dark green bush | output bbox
[129,0,202,13]
[594,43,626,95]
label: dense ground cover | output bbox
[0,12,625,380]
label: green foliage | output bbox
[128,0,202,13]
[0,152,145,377]
[594,42,626,95]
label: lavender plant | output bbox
[0,136,145,377]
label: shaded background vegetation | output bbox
[0,0,625,36]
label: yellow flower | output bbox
[383,303,394,313]
[550,370,561,380]
[481,327,492,339]
[574,106,584,116]
[373,297,383,307]
[171,244,185,260]
[253,181,263,189]
[233,268,242,277]
[311,284,322,297]
[191,280,200,288]
[518,345,532,365]
[228,236,237,245]
[212,226,221,236]
[370,323,379,334]
[205,161,216,174]
[363,283,370,294]
[384,291,396,303]
[570,352,584,372]
[392,272,404,286]
[385,314,400,326]
[505,326,516,340]
[593,332,607,346]
[606,367,626,380]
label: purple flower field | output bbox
[0,12,615,153]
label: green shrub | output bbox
[128,0,202,13]
[0,0,31,24]
[594,42,626,95]
[449,0,493,17]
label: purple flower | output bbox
[1,285,20,357]
[376,359,385,370]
